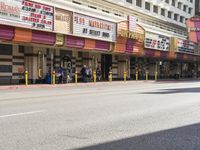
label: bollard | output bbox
[25,70,28,86]
[155,71,158,81]
[146,71,149,81]
[109,71,112,82]
[93,71,96,83]
[136,71,138,81]
[38,68,42,78]
[52,70,56,85]
[124,71,127,82]
[75,71,78,84]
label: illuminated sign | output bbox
[119,29,144,42]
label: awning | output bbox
[32,30,56,45]
[0,25,14,40]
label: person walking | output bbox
[96,65,101,81]
[81,65,87,82]
[58,67,64,84]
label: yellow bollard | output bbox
[124,71,127,82]
[75,71,78,84]
[52,70,56,85]
[93,71,96,83]
[136,71,138,81]
[38,68,42,78]
[155,71,158,81]
[25,70,28,86]
[146,71,149,81]
[109,71,112,82]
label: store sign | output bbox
[73,13,116,42]
[128,16,137,32]
[0,0,22,24]
[186,17,200,43]
[21,0,53,31]
[54,8,72,34]
[177,39,195,54]
[119,29,144,42]
[145,32,169,51]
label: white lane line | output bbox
[0,110,45,118]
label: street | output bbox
[1,81,200,150]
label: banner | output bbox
[73,13,116,42]
[145,32,169,51]
[186,17,200,43]
[54,8,72,34]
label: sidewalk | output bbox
[0,80,155,90]
[0,79,199,90]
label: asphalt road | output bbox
[1,81,200,150]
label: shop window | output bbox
[0,65,12,72]
[153,5,158,13]
[136,0,142,7]
[0,44,12,55]
[145,2,151,11]
[19,46,25,54]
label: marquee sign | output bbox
[73,13,116,42]
[0,0,54,31]
[177,39,195,54]
[145,32,170,51]
[21,0,53,31]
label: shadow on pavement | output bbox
[75,123,200,150]
[141,87,200,94]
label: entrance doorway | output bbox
[101,54,112,80]
[61,55,72,83]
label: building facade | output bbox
[0,0,199,85]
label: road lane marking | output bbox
[0,110,45,119]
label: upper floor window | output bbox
[180,16,184,23]
[183,5,187,12]
[161,8,165,16]
[136,0,142,7]
[174,14,178,21]
[188,7,192,14]
[153,5,158,13]
[165,0,169,4]
[172,0,176,6]
[168,11,172,18]
[177,2,182,9]
[145,2,151,11]
[126,0,133,4]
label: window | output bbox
[126,0,133,3]
[188,7,192,14]
[161,8,165,16]
[183,5,187,12]
[153,5,158,13]
[177,2,182,9]
[136,0,142,7]
[190,0,193,3]
[165,0,169,4]
[172,0,176,6]
[72,1,81,5]
[145,2,150,11]
[88,6,97,9]
[102,10,109,13]
[168,11,172,18]
[180,16,184,23]
[174,14,178,21]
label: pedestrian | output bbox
[96,65,101,81]
[88,66,93,82]
[58,67,64,84]
[81,65,87,82]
